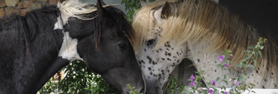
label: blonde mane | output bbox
[57,1,113,24]
[133,0,277,79]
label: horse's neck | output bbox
[187,42,277,88]
[0,13,70,93]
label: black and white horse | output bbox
[0,0,145,93]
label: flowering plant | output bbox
[183,37,266,94]
[128,38,266,94]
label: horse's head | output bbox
[133,1,188,94]
[134,0,278,93]
[57,0,145,93]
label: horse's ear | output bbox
[97,0,105,16]
[154,1,170,21]
[140,0,147,7]
[99,0,106,5]
[161,2,170,19]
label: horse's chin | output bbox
[100,66,145,94]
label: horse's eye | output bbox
[118,43,126,50]
[147,39,156,46]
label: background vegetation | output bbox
[39,60,120,94]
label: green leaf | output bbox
[171,89,175,93]
[258,51,262,58]
[244,55,249,60]
[223,80,228,85]
[242,50,250,54]
[254,52,258,59]
[231,84,236,89]
[202,90,208,94]
[213,89,218,94]
[247,65,255,70]
[260,46,264,49]
[217,64,223,68]
[248,45,254,49]
[222,86,226,90]
[238,74,248,82]
[252,58,257,67]
[243,74,248,81]
[216,77,220,82]
[221,91,224,94]
[226,50,232,53]
[240,60,247,66]
[238,74,244,82]
[235,64,242,69]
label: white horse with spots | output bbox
[133,0,278,93]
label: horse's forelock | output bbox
[57,1,118,24]
[133,3,158,54]
[104,6,135,46]
[58,1,133,51]
[61,3,135,51]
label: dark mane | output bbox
[24,5,60,41]
[0,5,61,62]
[0,5,60,40]
[64,4,134,50]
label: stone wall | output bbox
[0,0,61,18]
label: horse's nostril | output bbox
[140,88,145,93]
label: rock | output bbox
[49,0,59,5]
[5,0,19,7]
[18,1,32,9]
[0,0,6,7]
[0,8,4,18]
[21,8,31,16]
[37,0,47,3]
[31,3,41,10]
[5,6,20,16]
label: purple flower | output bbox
[198,88,203,91]
[208,89,214,94]
[194,93,198,94]
[190,81,196,87]
[211,80,216,85]
[190,74,195,81]
[233,80,239,86]
[219,56,225,62]
[224,63,229,68]
[224,91,229,94]
[229,55,233,58]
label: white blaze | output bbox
[54,16,83,61]
[54,16,63,29]
[58,32,83,61]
